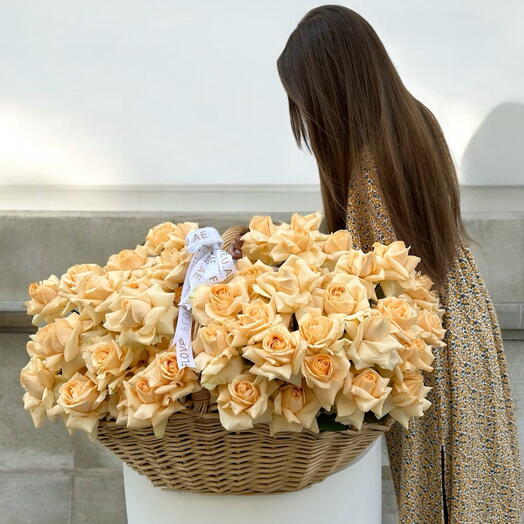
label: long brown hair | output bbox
[277,5,466,285]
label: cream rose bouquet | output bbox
[21,213,444,440]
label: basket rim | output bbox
[98,410,394,438]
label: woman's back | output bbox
[346,153,522,522]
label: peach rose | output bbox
[336,368,391,429]
[65,271,115,324]
[335,249,384,281]
[164,222,200,250]
[192,322,244,389]
[25,275,71,325]
[122,251,189,293]
[243,325,306,382]
[345,311,403,370]
[235,257,273,294]
[195,348,244,390]
[323,230,352,254]
[82,336,135,392]
[123,355,195,437]
[145,247,191,291]
[414,310,446,347]
[26,312,94,374]
[373,241,420,290]
[230,299,281,345]
[144,221,198,254]
[144,351,200,398]
[144,222,178,253]
[297,308,345,352]
[384,371,432,428]
[217,374,276,431]
[52,372,107,437]
[193,322,233,355]
[73,272,114,303]
[322,230,352,269]
[103,283,178,346]
[376,297,418,331]
[269,213,326,266]
[102,270,139,293]
[59,263,105,297]
[123,270,157,292]
[334,250,385,299]
[253,255,322,313]
[240,215,277,264]
[400,273,439,310]
[397,337,434,374]
[322,273,370,316]
[27,276,59,307]
[301,341,350,409]
[271,382,321,434]
[106,245,150,271]
[191,278,249,325]
[20,357,57,428]
[290,212,324,232]
[280,254,324,289]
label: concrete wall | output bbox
[1,200,523,523]
[0,333,126,524]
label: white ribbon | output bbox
[170,227,236,368]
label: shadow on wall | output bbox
[460,102,524,185]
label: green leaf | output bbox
[375,284,385,300]
[316,412,348,432]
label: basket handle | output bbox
[221,225,249,252]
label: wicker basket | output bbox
[96,225,395,494]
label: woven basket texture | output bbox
[96,224,394,494]
[98,411,392,494]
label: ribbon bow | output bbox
[171,227,236,368]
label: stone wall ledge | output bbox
[1,185,524,215]
[1,207,523,324]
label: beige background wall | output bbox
[0,0,523,193]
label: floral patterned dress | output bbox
[345,154,523,523]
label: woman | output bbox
[277,6,522,523]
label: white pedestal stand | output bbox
[123,436,382,524]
